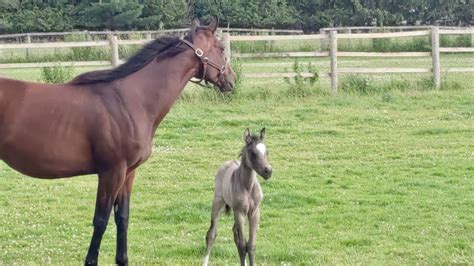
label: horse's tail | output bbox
[224,204,231,215]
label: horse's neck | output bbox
[117,51,198,131]
[237,158,258,191]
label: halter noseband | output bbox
[180,38,227,87]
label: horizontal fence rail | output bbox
[0,27,473,92]
[0,28,303,42]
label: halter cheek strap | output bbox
[180,38,227,87]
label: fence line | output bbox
[0,28,303,42]
[1,27,473,92]
[320,25,468,33]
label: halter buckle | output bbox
[195,49,204,57]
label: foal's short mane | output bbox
[239,134,261,158]
[69,35,192,85]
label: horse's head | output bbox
[184,17,236,92]
[242,128,272,180]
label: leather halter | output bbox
[179,38,227,87]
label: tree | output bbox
[75,0,143,30]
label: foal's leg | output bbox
[247,209,260,266]
[114,170,136,266]
[203,198,225,266]
[85,166,127,266]
[233,211,247,266]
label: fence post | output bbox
[84,30,90,41]
[110,35,119,67]
[25,33,31,58]
[431,27,441,90]
[329,30,338,94]
[222,32,231,64]
[145,32,152,40]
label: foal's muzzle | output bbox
[262,166,272,180]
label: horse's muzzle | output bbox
[216,80,234,92]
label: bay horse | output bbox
[0,17,236,265]
[203,128,272,266]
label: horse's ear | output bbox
[208,16,219,33]
[244,128,251,144]
[259,127,266,140]
[191,18,201,29]
[191,18,201,40]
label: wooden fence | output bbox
[0,27,473,92]
[229,27,474,91]
[0,28,303,43]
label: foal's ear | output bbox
[244,128,252,144]
[208,16,219,34]
[259,127,266,140]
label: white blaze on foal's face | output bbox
[256,143,266,156]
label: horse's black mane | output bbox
[70,35,192,85]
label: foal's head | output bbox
[241,128,272,180]
[188,17,236,92]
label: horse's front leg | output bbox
[247,209,260,266]
[233,211,247,266]
[114,170,136,266]
[85,166,127,266]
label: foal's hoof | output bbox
[84,261,98,266]
[116,257,129,266]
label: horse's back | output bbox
[214,160,239,205]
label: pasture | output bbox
[0,56,473,264]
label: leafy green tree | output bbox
[138,0,190,29]
[0,0,471,33]
[75,0,143,30]
[193,0,296,28]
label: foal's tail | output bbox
[224,205,231,215]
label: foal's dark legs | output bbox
[203,199,225,265]
[247,210,260,266]
[114,170,135,266]
[85,167,127,266]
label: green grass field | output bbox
[0,56,473,264]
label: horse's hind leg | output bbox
[202,198,225,266]
[233,211,247,266]
[114,170,136,266]
[247,209,260,266]
[85,166,127,266]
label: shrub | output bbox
[441,35,472,48]
[40,65,74,83]
[284,59,320,97]
[230,58,243,95]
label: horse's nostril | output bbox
[264,166,272,175]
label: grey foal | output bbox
[203,128,272,266]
